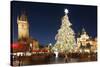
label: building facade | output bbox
[76,28,97,53]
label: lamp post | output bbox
[29,43,33,53]
[49,43,52,52]
[54,48,59,58]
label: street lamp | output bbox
[54,48,59,58]
[29,43,33,53]
[49,43,52,52]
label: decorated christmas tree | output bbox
[52,9,76,53]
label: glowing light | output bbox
[84,49,90,53]
[64,9,69,14]
[49,43,52,46]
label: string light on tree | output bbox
[52,9,76,53]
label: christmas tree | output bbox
[52,9,76,53]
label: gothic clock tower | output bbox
[17,12,29,39]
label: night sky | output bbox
[11,1,97,46]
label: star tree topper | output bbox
[64,9,69,14]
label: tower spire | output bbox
[82,28,86,34]
[19,10,28,21]
[82,28,85,32]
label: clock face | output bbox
[22,23,28,29]
[18,23,27,29]
[19,28,27,35]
